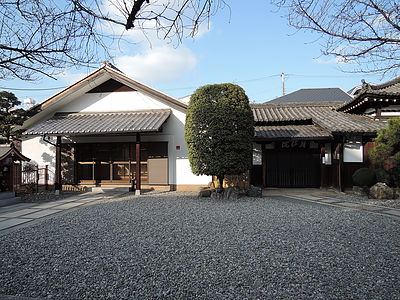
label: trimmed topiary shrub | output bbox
[185,83,254,189]
[388,167,400,187]
[352,168,376,187]
[374,168,393,186]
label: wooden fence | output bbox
[14,165,50,193]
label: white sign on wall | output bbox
[343,137,363,163]
[323,143,332,165]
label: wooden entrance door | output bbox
[265,150,320,188]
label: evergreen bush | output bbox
[369,118,400,168]
[352,168,376,187]
[388,167,400,187]
[374,168,393,186]
[185,83,254,188]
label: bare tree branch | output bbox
[273,0,400,76]
[125,0,149,30]
[0,0,227,81]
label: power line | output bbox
[0,73,372,93]
[286,73,375,79]
[234,74,280,84]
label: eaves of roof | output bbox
[338,77,400,112]
[251,102,386,136]
[24,109,171,136]
[254,124,333,141]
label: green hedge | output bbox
[352,168,376,187]
[353,167,400,188]
[374,168,393,186]
[388,167,400,187]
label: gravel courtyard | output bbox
[0,192,399,299]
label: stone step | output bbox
[90,187,130,193]
[0,191,15,200]
[0,196,22,207]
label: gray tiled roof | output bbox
[24,110,171,136]
[360,77,400,95]
[255,124,332,141]
[251,102,386,135]
[0,145,30,161]
[0,146,11,160]
[338,77,400,112]
[267,88,352,104]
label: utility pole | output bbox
[281,72,285,96]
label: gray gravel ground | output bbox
[0,192,399,299]
[335,192,400,209]
[19,191,83,203]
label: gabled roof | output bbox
[24,110,171,136]
[0,145,30,161]
[251,102,386,136]
[37,62,186,112]
[338,77,400,113]
[266,88,352,104]
[24,62,186,128]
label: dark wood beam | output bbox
[375,107,382,120]
[320,144,326,188]
[262,143,267,187]
[55,136,62,192]
[338,142,343,192]
[135,133,141,194]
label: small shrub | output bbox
[352,168,376,187]
[23,162,37,172]
[24,183,37,194]
[374,168,393,186]
[388,167,400,187]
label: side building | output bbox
[251,87,386,190]
[338,77,400,119]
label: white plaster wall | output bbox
[381,112,400,117]
[364,105,400,117]
[21,136,56,183]
[59,91,170,112]
[22,90,210,186]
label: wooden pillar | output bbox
[92,161,95,182]
[9,161,14,192]
[55,136,62,192]
[45,165,49,190]
[338,142,343,192]
[262,143,267,187]
[375,107,382,120]
[135,133,141,195]
[320,145,326,188]
[36,168,39,193]
[73,145,78,185]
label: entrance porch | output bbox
[23,109,172,194]
[70,141,168,188]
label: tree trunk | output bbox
[218,175,224,189]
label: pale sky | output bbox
[0,1,392,106]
